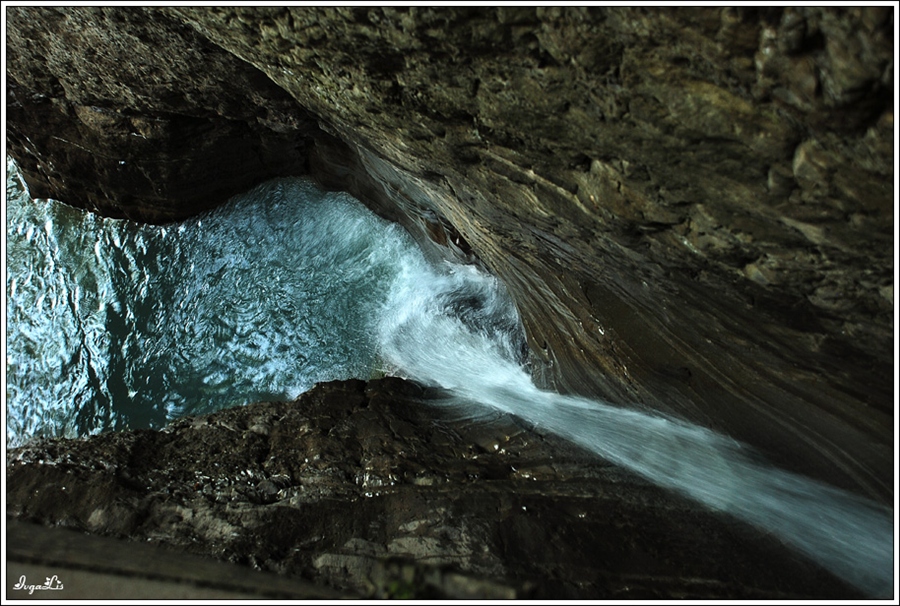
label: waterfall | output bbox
[5,162,893,596]
[376,258,894,596]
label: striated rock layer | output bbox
[5,3,895,578]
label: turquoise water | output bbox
[6,158,509,443]
[4,158,893,595]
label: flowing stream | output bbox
[4,158,893,596]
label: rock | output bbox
[4,2,893,545]
[5,379,861,599]
[5,7,319,222]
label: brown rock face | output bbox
[5,379,863,599]
[5,4,894,582]
[6,7,319,222]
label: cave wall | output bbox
[6,7,320,222]
[5,7,894,502]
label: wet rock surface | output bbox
[6,378,859,599]
[6,9,893,504]
[4,7,895,596]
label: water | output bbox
[380,291,894,595]
[5,159,893,596]
[5,159,425,443]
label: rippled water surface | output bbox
[5,158,893,596]
[6,158,471,443]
